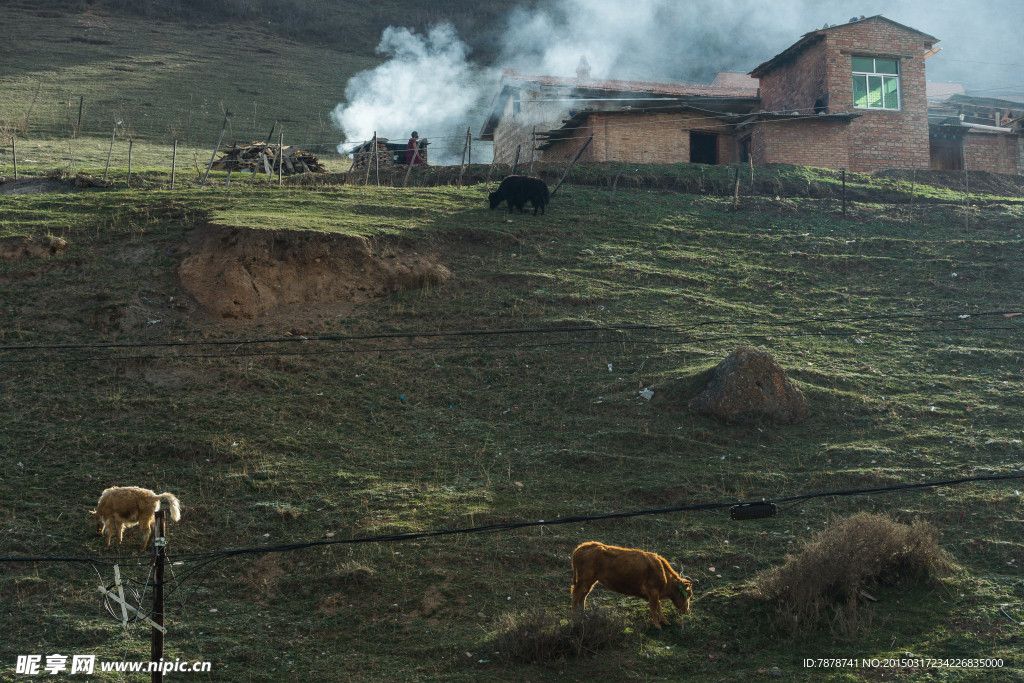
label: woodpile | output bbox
[349,137,395,172]
[211,142,326,175]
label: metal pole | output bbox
[12,135,17,181]
[127,139,133,184]
[76,95,84,136]
[170,140,177,190]
[150,510,165,683]
[278,131,284,187]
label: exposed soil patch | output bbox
[179,224,451,320]
[0,235,67,260]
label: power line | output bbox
[3,472,1022,566]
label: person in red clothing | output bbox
[405,131,425,165]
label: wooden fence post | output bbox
[485,151,497,187]
[457,127,470,189]
[200,114,229,189]
[103,124,116,182]
[374,133,380,187]
[76,95,84,137]
[364,134,374,186]
[528,126,536,176]
[511,144,521,176]
[278,131,284,187]
[732,165,740,209]
[549,135,592,198]
[170,139,177,190]
[127,139,133,184]
[11,135,17,180]
[608,161,626,204]
[841,169,847,217]
[908,169,916,224]
[248,121,278,188]
[964,158,970,232]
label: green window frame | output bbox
[852,57,900,110]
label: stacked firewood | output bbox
[211,142,326,174]
[349,138,395,172]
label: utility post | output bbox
[150,510,166,683]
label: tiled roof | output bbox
[711,72,759,90]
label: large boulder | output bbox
[688,346,809,424]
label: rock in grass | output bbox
[688,346,809,424]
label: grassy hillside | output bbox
[0,170,1023,681]
[0,5,380,157]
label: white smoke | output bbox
[330,24,494,161]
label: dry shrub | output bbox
[752,513,951,634]
[492,607,629,666]
[329,561,375,586]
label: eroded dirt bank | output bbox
[179,224,450,320]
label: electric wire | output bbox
[4,472,1021,566]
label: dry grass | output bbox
[752,513,952,634]
[491,607,630,666]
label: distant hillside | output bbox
[0,0,522,62]
[0,5,385,150]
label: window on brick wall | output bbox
[852,57,900,110]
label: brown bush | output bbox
[492,607,629,666]
[328,561,376,587]
[752,513,951,633]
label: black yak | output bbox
[488,175,550,215]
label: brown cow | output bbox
[571,541,693,628]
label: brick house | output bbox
[479,62,760,165]
[927,94,1023,172]
[481,15,1021,174]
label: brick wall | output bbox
[755,17,934,171]
[963,132,1019,174]
[752,119,850,169]
[759,40,828,114]
[545,112,735,164]
[825,19,932,171]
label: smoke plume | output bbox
[330,24,493,160]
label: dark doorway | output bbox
[930,139,962,170]
[690,133,718,164]
[738,137,752,163]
